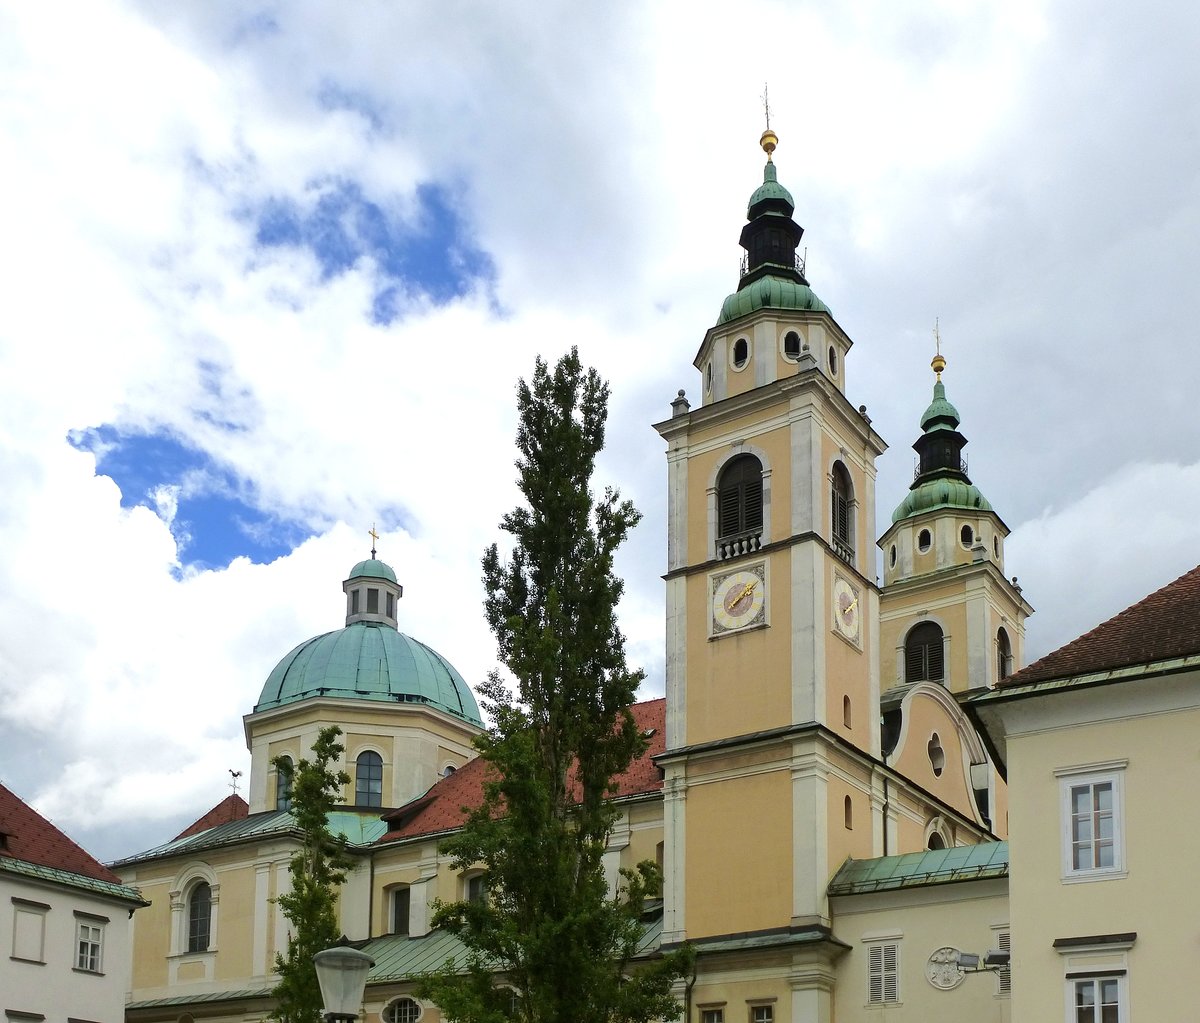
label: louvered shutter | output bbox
[997,931,1011,995]
[868,945,884,1003]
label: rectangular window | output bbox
[1059,766,1124,879]
[700,1010,724,1023]
[11,898,49,964]
[996,929,1011,996]
[1072,975,1123,1022]
[351,589,359,614]
[750,1006,773,1023]
[466,874,486,904]
[386,592,395,617]
[75,921,103,972]
[367,588,379,613]
[392,886,410,935]
[868,942,900,1004]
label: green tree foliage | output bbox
[270,726,353,1023]
[417,349,693,1023]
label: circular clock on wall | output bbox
[832,575,861,643]
[711,565,766,634]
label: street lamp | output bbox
[314,941,375,1023]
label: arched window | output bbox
[465,873,487,904]
[842,695,852,729]
[905,622,945,684]
[187,882,211,953]
[997,627,1013,682]
[275,755,293,812]
[783,331,802,360]
[844,795,853,830]
[831,461,853,562]
[927,831,946,850]
[356,751,383,807]
[717,455,763,543]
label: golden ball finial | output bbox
[931,352,947,380]
[760,129,778,161]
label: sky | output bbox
[2,1,1199,862]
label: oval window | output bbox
[732,337,749,369]
[890,544,897,568]
[783,331,802,360]
[828,345,838,375]
[960,524,974,548]
[917,529,932,553]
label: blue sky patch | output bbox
[70,426,313,570]
[253,180,495,323]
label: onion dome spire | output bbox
[891,342,993,523]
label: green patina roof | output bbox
[113,808,390,868]
[348,558,398,583]
[718,274,830,324]
[828,841,1009,896]
[748,160,794,211]
[892,477,994,523]
[255,622,482,725]
[0,854,147,905]
[920,379,961,432]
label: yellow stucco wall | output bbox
[686,761,791,937]
[1006,699,1200,1022]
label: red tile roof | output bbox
[174,794,249,840]
[0,782,123,884]
[379,698,667,843]
[1000,563,1200,688]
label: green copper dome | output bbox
[919,380,962,433]
[255,622,482,724]
[718,274,830,324]
[347,558,398,583]
[892,478,993,523]
[748,161,795,211]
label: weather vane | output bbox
[369,523,379,559]
[228,769,242,797]
[762,82,771,131]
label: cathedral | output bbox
[111,130,1197,1023]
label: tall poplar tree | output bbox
[417,349,692,1023]
[270,726,353,1023]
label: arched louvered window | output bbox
[187,882,211,953]
[905,622,945,684]
[831,461,853,563]
[717,455,763,542]
[356,750,383,807]
[275,755,293,811]
[997,627,1013,682]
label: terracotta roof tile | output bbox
[379,698,666,843]
[0,782,123,884]
[174,794,249,840]
[1000,563,1200,688]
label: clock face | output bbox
[832,576,861,643]
[711,564,767,634]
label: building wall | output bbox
[0,873,135,1023]
[1004,672,1200,1023]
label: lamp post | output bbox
[314,941,375,1023]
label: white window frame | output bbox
[1065,974,1126,1023]
[991,924,1011,997]
[699,1007,725,1023]
[382,997,423,1023]
[75,918,104,972]
[866,939,901,1005]
[1057,762,1126,882]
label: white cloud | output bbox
[0,0,1198,860]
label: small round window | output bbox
[828,345,838,375]
[960,524,974,548]
[783,330,802,360]
[917,529,932,553]
[731,337,749,370]
[383,999,422,1023]
[890,544,897,568]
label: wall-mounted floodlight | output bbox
[956,949,1009,974]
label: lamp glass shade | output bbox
[314,946,375,1014]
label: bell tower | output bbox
[877,348,1033,696]
[654,132,887,1015]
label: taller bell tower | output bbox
[654,132,887,1018]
